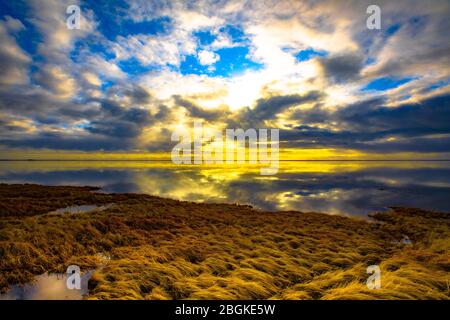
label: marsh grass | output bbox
[0,184,448,299]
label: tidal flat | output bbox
[0,184,448,299]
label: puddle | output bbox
[0,271,94,300]
[49,204,112,214]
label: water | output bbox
[0,271,92,300]
[1,160,450,216]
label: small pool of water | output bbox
[0,271,93,300]
[49,204,112,214]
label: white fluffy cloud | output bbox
[197,50,220,65]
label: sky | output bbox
[0,0,449,160]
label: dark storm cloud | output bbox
[173,95,227,121]
[0,118,26,133]
[232,91,324,127]
[1,134,132,151]
[318,52,364,83]
[126,86,153,104]
[0,89,102,121]
[85,100,153,138]
[107,84,154,105]
[336,94,450,134]
[284,94,450,153]
[361,135,450,153]
[154,104,171,121]
[0,73,180,149]
[253,91,323,120]
[0,92,166,150]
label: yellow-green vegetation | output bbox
[0,184,448,299]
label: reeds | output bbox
[0,184,448,299]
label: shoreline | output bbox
[0,183,449,299]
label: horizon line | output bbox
[1,159,450,162]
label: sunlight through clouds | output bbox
[0,0,449,159]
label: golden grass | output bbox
[0,184,448,299]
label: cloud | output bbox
[33,65,78,99]
[1,134,133,151]
[318,52,365,84]
[3,15,26,32]
[83,55,127,80]
[197,50,220,65]
[112,33,193,66]
[285,94,450,152]
[174,95,227,121]
[28,0,96,62]
[0,18,31,86]
[234,91,324,127]
[123,85,153,105]
[82,72,102,87]
[362,5,450,81]
[1,0,450,155]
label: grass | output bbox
[0,183,448,299]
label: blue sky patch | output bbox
[85,0,172,40]
[385,23,401,37]
[194,30,217,46]
[0,1,42,56]
[294,48,328,62]
[180,55,210,75]
[194,25,248,47]
[180,46,263,77]
[220,25,247,43]
[214,46,263,76]
[362,77,417,91]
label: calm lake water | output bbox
[1,160,450,216]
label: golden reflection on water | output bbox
[0,160,447,173]
[1,160,449,215]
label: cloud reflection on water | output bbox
[0,161,449,216]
